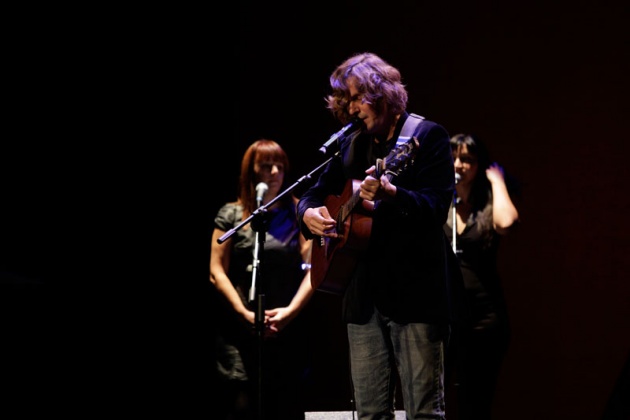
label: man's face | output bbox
[347,79,388,137]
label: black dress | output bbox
[213,202,311,420]
[444,203,511,420]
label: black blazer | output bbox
[298,113,464,325]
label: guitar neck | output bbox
[337,150,403,224]
[340,187,362,223]
[374,158,394,182]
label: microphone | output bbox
[319,117,364,155]
[255,182,268,207]
[455,173,461,184]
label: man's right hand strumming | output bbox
[303,206,338,238]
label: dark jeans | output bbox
[347,308,447,419]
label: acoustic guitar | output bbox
[311,136,420,294]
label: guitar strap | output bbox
[376,112,425,179]
[396,112,425,148]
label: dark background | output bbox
[2,1,628,418]
[223,2,630,419]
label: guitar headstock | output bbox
[376,135,420,178]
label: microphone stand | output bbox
[217,154,337,420]
[450,178,464,403]
[452,177,461,257]
[250,201,268,420]
[452,191,459,255]
[249,203,265,303]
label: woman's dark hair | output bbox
[450,133,491,214]
[450,133,520,237]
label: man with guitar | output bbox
[297,52,463,420]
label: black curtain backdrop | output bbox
[222,2,630,419]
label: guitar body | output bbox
[311,179,373,295]
[310,133,420,295]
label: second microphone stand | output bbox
[250,202,269,420]
[452,175,462,257]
